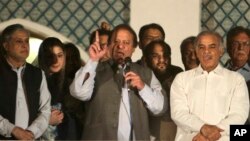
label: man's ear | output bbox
[2,42,8,52]
[132,47,135,53]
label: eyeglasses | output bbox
[232,41,250,48]
[114,40,132,46]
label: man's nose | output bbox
[158,55,167,63]
[237,43,245,50]
[21,41,29,48]
[117,43,124,48]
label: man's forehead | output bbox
[115,30,133,38]
[11,30,29,38]
[198,35,218,43]
[116,28,131,34]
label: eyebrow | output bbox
[54,51,64,55]
[209,43,217,46]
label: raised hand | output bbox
[89,31,108,61]
[101,22,111,30]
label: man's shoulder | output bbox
[135,58,148,67]
[221,66,246,81]
[174,67,197,79]
[135,59,143,65]
[132,62,151,71]
[169,65,184,73]
[241,62,250,71]
[25,63,43,76]
[26,63,41,70]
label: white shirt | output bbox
[0,64,51,139]
[170,64,249,141]
[70,59,164,141]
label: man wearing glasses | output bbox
[225,26,250,81]
[225,26,250,125]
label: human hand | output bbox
[11,126,34,140]
[89,31,108,61]
[125,71,145,90]
[192,133,209,141]
[49,109,64,125]
[200,124,223,141]
[101,21,111,30]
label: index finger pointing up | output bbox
[95,31,99,43]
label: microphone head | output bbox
[124,57,132,66]
[124,57,132,73]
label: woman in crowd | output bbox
[38,37,82,140]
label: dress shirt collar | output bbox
[6,58,26,71]
[195,64,224,75]
[226,60,250,72]
[11,63,26,74]
[241,63,250,72]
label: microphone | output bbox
[123,57,134,139]
[124,57,132,89]
[52,103,62,111]
[124,57,132,74]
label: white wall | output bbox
[130,0,201,69]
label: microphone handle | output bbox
[124,64,131,89]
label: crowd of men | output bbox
[0,22,249,141]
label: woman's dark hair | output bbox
[38,37,65,100]
[64,42,83,79]
[38,37,65,74]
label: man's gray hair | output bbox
[194,30,224,49]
